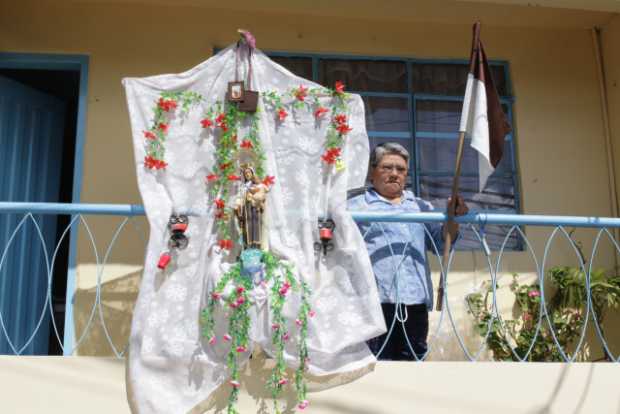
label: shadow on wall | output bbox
[74,264,142,356]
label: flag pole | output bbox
[436,22,481,312]
[435,131,465,311]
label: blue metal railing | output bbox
[0,202,619,361]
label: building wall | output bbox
[602,14,620,229]
[1,356,619,414]
[1,1,618,358]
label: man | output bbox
[348,142,468,360]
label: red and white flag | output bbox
[459,22,512,191]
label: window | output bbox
[270,52,521,251]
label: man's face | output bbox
[370,153,408,200]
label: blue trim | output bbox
[368,131,410,139]
[3,202,620,229]
[353,91,410,98]
[415,131,513,141]
[0,202,145,216]
[0,52,90,355]
[311,57,319,82]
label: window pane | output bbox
[416,100,460,133]
[417,137,514,177]
[411,63,508,96]
[363,96,409,132]
[418,176,521,250]
[319,59,407,92]
[271,56,313,80]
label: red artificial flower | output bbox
[294,85,308,101]
[215,113,227,131]
[143,130,156,140]
[218,239,233,250]
[158,123,168,133]
[219,162,231,171]
[144,155,168,170]
[334,114,347,125]
[215,211,225,219]
[214,198,225,209]
[277,108,288,121]
[201,118,213,128]
[336,123,352,134]
[314,107,329,118]
[334,80,345,94]
[240,139,253,149]
[262,175,275,187]
[206,174,218,182]
[227,174,241,181]
[158,98,178,112]
[321,148,342,164]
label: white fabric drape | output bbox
[122,45,385,414]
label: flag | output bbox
[459,22,512,192]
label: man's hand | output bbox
[448,195,469,217]
[444,195,469,241]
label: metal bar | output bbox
[0,202,146,216]
[2,203,620,228]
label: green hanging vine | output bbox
[143,80,353,413]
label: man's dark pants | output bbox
[367,303,429,361]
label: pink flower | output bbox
[208,336,217,345]
[223,334,232,342]
[298,400,309,410]
[308,310,316,318]
[522,312,532,321]
[282,332,290,341]
[271,323,280,330]
[236,297,246,305]
[278,378,288,385]
[278,108,288,121]
[229,302,238,309]
[295,319,302,326]
[236,345,247,353]
[314,107,329,118]
[211,292,221,300]
[236,286,246,294]
[229,380,240,388]
[279,286,289,296]
[294,85,308,101]
[528,290,541,298]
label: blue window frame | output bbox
[266,51,521,251]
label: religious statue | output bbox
[234,165,269,250]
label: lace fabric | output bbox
[123,45,385,413]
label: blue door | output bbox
[0,75,66,354]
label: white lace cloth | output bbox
[122,45,385,414]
